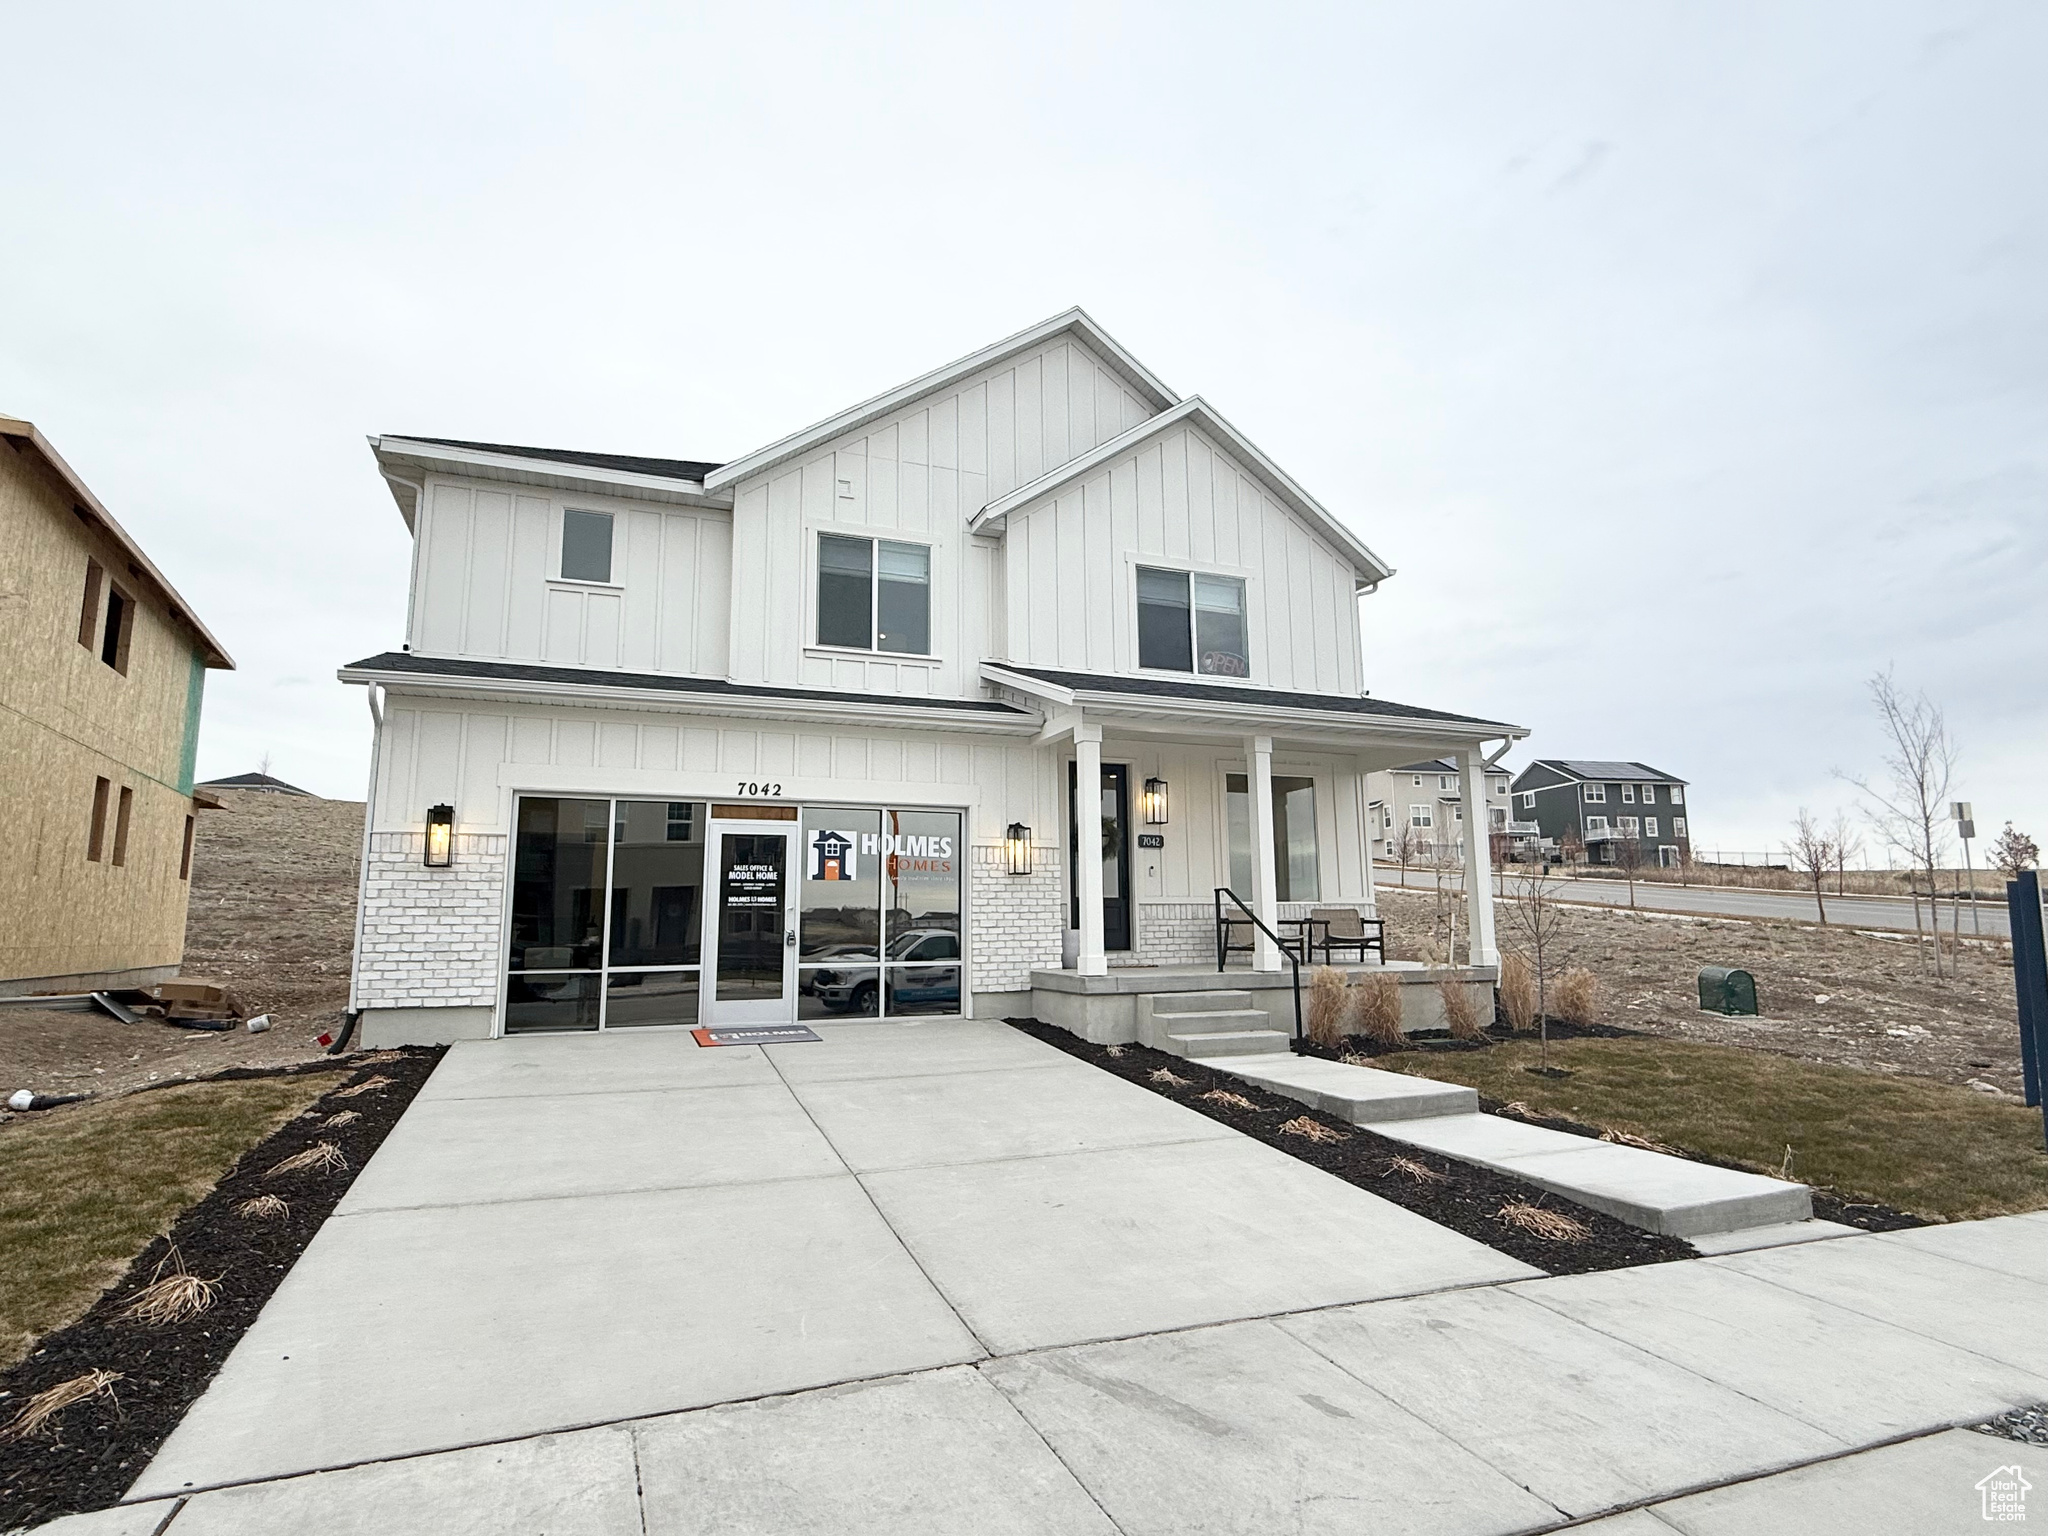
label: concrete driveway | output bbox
[71,1023,2048,1535]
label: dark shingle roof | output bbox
[998,667,1516,731]
[1530,759,1687,784]
[392,437,724,483]
[196,772,314,795]
[341,652,1029,716]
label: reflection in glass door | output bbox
[707,828,794,1021]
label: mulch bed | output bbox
[0,1047,443,1530]
[1006,1020,1694,1276]
[1298,1018,1645,1062]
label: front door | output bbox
[704,825,796,1022]
[1068,761,1132,952]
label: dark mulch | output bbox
[1300,1018,1644,1062]
[1006,1020,1694,1275]
[0,1047,444,1530]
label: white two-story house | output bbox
[342,311,1526,1047]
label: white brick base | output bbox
[352,832,506,1011]
[968,844,1064,992]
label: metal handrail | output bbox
[1213,887,1306,1054]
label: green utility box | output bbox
[1698,966,1758,1016]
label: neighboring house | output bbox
[1364,759,1511,863]
[1510,759,1692,866]
[341,310,1526,1046]
[195,771,314,796]
[0,416,234,995]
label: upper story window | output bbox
[1585,815,1609,833]
[1136,566,1247,677]
[1582,783,1606,803]
[1439,775,1453,791]
[99,584,133,674]
[560,509,615,584]
[818,533,930,655]
[1621,784,1636,803]
[1674,816,1688,836]
[1640,784,1657,804]
[1671,786,1685,806]
[1521,791,1535,809]
[1410,804,1432,828]
[1491,777,1507,796]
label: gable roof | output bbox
[1,415,235,669]
[196,772,314,795]
[1522,759,1688,785]
[968,396,1395,587]
[701,308,1178,493]
[370,435,734,527]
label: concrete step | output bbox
[1151,1007,1270,1035]
[1166,1029,1295,1059]
[1155,990,1255,1013]
[1219,1054,1481,1124]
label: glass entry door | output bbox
[1068,761,1132,952]
[704,825,796,1022]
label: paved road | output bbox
[64,1025,2048,1535]
[1377,866,2013,939]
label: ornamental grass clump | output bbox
[1495,1201,1592,1242]
[1149,1067,1191,1087]
[1554,967,1602,1027]
[1280,1115,1348,1144]
[322,1110,362,1129]
[1306,966,1349,1049]
[235,1194,290,1220]
[1351,971,1405,1048]
[1382,1154,1449,1185]
[117,1248,220,1327]
[0,1370,122,1442]
[1200,1089,1261,1112]
[1497,950,1539,1033]
[333,1075,394,1100]
[1435,971,1485,1041]
[267,1140,348,1179]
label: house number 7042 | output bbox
[734,782,783,797]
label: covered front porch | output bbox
[982,663,1525,1011]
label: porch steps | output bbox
[1204,1052,1815,1240]
[1137,990,1294,1060]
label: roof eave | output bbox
[0,416,235,669]
[702,308,1179,493]
[370,437,737,525]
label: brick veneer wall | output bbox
[969,843,1064,992]
[352,831,506,1011]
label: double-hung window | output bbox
[1410,805,1432,828]
[1621,784,1635,804]
[1521,791,1536,809]
[1136,566,1248,676]
[1671,786,1685,806]
[1582,783,1606,803]
[1640,784,1657,805]
[1674,816,1688,836]
[1644,816,1659,837]
[818,534,930,654]
[1585,815,1609,834]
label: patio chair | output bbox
[1308,906,1385,965]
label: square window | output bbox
[1582,783,1605,803]
[560,509,614,583]
[1138,566,1248,676]
[818,535,930,655]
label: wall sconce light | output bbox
[1004,822,1033,876]
[1142,777,1169,825]
[423,803,455,868]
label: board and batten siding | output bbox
[409,479,731,677]
[370,699,1053,848]
[725,335,1158,698]
[1000,422,1364,694]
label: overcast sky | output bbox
[5,2,2041,859]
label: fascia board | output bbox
[702,308,1178,493]
[971,396,1396,585]
[1058,686,1525,743]
[335,665,1039,735]
[371,438,736,512]
[1,416,235,669]
[979,662,1075,706]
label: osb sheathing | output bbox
[0,438,206,985]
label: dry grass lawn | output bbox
[1385,1035,2048,1223]
[0,1077,329,1370]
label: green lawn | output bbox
[1383,1036,2048,1222]
[0,1078,329,1370]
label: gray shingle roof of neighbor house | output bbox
[339,651,1031,716]
[393,437,725,483]
[1393,758,1459,774]
[195,772,314,795]
[1526,759,1688,784]
[996,667,1522,731]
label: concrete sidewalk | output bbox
[47,1028,2048,1534]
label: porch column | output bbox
[1457,747,1499,967]
[1074,724,1108,977]
[1246,734,1280,972]
[1361,775,1379,919]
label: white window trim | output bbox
[1127,553,1261,684]
[1618,816,1640,835]
[1521,791,1536,809]
[555,506,623,588]
[1410,805,1433,828]
[1644,816,1659,837]
[1620,784,1635,803]
[1582,783,1606,803]
[810,528,936,658]
[1671,786,1685,806]
[1585,815,1610,833]
[1674,816,1688,836]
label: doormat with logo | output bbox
[691,1025,823,1047]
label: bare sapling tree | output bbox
[1558,828,1585,869]
[1500,865,1570,1072]
[1843,669,1958,979]
[1828,808,1860,896]
[1787,809,1838,925]
[1391,821,1419,881]
[1610,833,1644,909]
[1428,837,1464,961]
[1992,822,2039,882]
